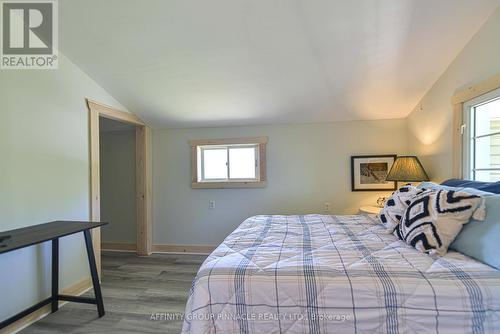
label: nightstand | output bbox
[359,206,382,215]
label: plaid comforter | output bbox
[182,215,500,334]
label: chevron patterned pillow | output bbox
[379,185,424,233]
[394,189,486,256]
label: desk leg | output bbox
[51,238,59,313]
[83,230,105,317]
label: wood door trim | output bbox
[87,99,153,269]
[87,99,145,126]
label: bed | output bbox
[182,214,500,334]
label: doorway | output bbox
[99,118,137,251]
[87,99,152,274]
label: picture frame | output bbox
[351,155,397,191]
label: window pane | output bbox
[474,170,500,182]
[473,134,500,169]
[229,147,256,179]
[474,98,500,137]
[203,149,227,179]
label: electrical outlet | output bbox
[209,200,216,210]
[324,202,331,213]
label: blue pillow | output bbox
[441,179,500,194]
[450,195,500,270]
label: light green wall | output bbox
[100,130,137,244]
[0,54,124,320]
[407,6,500,181]
[153,119,408,246]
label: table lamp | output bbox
[386,156,429,185]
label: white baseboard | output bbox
[101,242,137,252]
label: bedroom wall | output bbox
[100,129,137,244]
[406,6,500,181]
[0,54,124,323]
[153,119,408,246]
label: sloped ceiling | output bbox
[60,0,500,128]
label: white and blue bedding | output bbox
[182,214,500,334]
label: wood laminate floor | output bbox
[21,251,206,334]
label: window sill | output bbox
[191,181,267,189]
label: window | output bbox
[190,137,267,188]
[463,87,500,181]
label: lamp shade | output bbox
[386,156,429,182]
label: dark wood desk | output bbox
[0,221,108,329]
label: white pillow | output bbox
[394,188,486,256]
[379,185,424,233]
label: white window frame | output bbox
[199,144,260,182]
[190,137,267,189]
[462,87,500,180]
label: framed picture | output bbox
[351,155,397,191]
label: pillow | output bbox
[379,185,424,233]
[450,195,500,269]
[441,179,500,194]
[418,181,494,197]
[394,189,486,256]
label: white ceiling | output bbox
[60,0,500,128]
